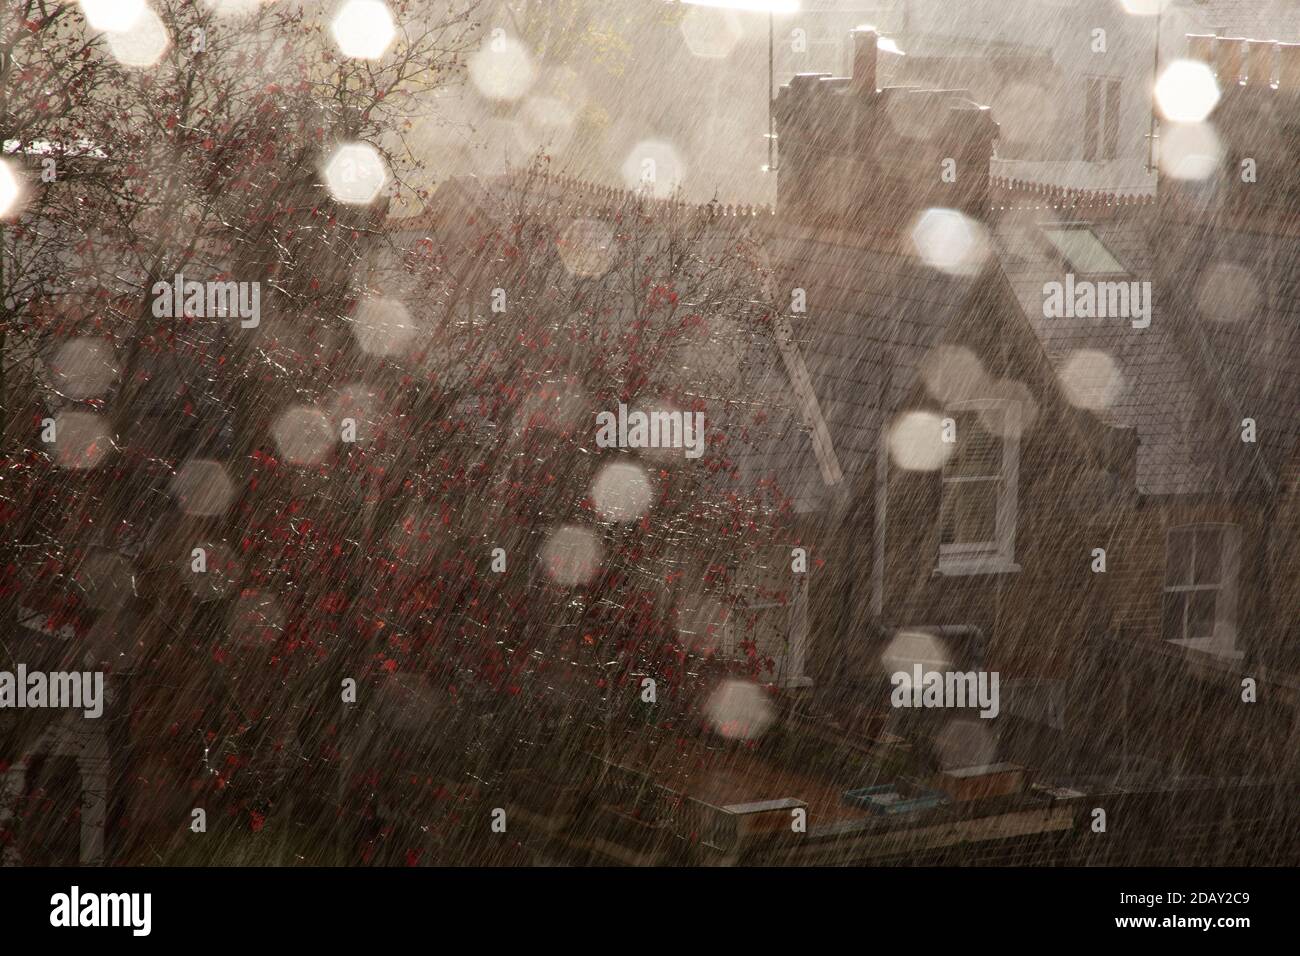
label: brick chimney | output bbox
[1215,36,1246,85]
[850,27,878,98]
[773,31,998,230]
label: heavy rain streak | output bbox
[0,0,1295,884]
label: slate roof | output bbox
[389,171,1298,505]
[993,207,1300,497]
[729,356,828,514]
[728,221,998,509]
[995,213,1213,496]
[746,203,1298,504]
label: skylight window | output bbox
[1043,227,1126,275]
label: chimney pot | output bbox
[1186,34,1215,65]
[1215,37,1246,84]
[1279,42,1300,90]
[850,28,879,98]
[1246,40,1276,86]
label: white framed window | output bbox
[1083,75,1121,162]
[1162,524,1241,659]
[937,400,1020,575]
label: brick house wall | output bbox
[767,28,1299,788]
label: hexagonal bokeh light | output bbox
[590,461,654,523]
[324,142,388,205]
[272,406,336,465]
[679,5,744,59]
[1059,349,1124,411]
[0,158,23,219]
[106,7,171,69]
[468,32,536,102]
[332,0,396,60]
[682,0,799,11]
[204,0,262,16]
[1158,122,1222,181]
[49,338,119,400]
[353,297,418,356]
[620,140,685,199]
[888,410,954,471]
[910,208,989,276]
[539,525,603,586]
[1155,60,1220,123]
[881,629,951,679]
[170,459,236,517]
[706,680,774,741]
[79,0,146,32]
[1119,0,1172,15]
[51,412,114,470]
[556,218,615,278]
[230,589,285,647]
